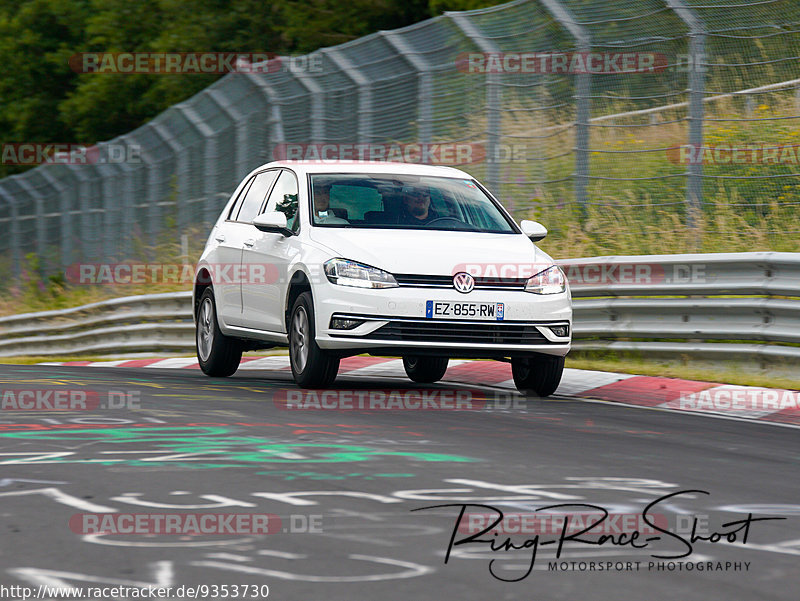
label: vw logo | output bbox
[453,272,475,293]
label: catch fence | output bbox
[0,0,798,281]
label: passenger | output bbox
[313,183,348,224]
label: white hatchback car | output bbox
[194,161,571,396]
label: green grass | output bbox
[470,94,800,258]
[566,354,800,390]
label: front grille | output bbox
[475,276,528,288]
[363,319,553,345]
[394,274,452,287]
[394,274,527,290]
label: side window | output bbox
[236,170,279,223]
[266,170,300,232]
[330,185,381,220]
[227,177,255,220]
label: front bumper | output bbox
[314,281,571,357]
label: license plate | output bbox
[425,301,504,320]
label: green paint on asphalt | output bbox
[0,426,477,467]
[255,471,418,480]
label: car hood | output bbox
[307,227,554,276]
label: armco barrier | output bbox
[1,253,799,363]
[0,292,193,357]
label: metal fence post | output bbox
[290,63,325,144]
[486,70,501,196]
[206,88,246,182]
[138,126,165,250]
[64,165,94,264]
[38,169,72,268]
[150,121,184,234]
[380,31,433,149]
[14,176,46,268]
[97,153,122,263]
[324,48,373,144]
[0,185,20,279]
[448,12,502,195]
[667,0,707,235]
[114,134,142,259]
[538,0,591,214]
[242,73,287,163]
[173,104,218,229]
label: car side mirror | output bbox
[519,220,547,242]
[253,211,294,236]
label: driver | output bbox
[399,186,439,225]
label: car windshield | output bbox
[308,173,518,233]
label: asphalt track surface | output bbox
[0,363,797,600]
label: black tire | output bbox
[289,291,339,388]
[196,287,242,377]
[511,354,565,397]
[403,356,449,383]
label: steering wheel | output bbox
[424,216,473,228]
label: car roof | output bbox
[250,160,472,178]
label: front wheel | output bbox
[511,354,565,397]
[196,288,242,377]
[403,356,449,383]
[289,292,339,388]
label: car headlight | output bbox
[324,258,398,289]
[524,265,566,294]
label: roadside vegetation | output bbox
[2,97,797,316]
[493,94,800,258]
[0,0,492,178]
[0,226,205,317]
[566,353,800,390]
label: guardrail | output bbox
[0,292,193,357]
[563,252,800,365]
[1,253,799,364]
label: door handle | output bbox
[243,239,255,248]
[215,233,226,243]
